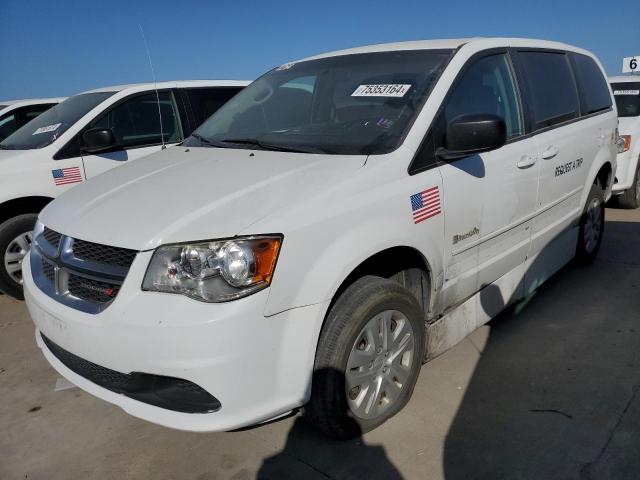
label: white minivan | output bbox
[609,76,640,208]
[0,80,248,298]
[0,98,66,142]
[24,38,616,439]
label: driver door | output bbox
[81,91,183,179]
[436,51,538,311]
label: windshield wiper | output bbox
[220,138,320,154]
[190,133,228,148]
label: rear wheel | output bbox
[575,183,605,264]
[304,276,425,439]
[0,214,38,299]
[617,162,640,209]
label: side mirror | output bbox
[437,114,507,161]
[81,128,116,153]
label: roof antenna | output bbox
[138,24,165,149]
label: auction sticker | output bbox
[352,84,411,97]
[32,123,61,135]
[614,90,640,96]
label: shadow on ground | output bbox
[443,220,640,479]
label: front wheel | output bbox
[304,276,425,439]
[575,183,605,264]
[0,213,39,299]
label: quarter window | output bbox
[570,54,612,115]
[444,53,523,139]
[518,51,579,129]
[88,91,181,149]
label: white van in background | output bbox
[0,98,65,142]
[610,76,640,208]
[24,39,616,438]
[0,80,248,298]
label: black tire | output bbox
[575,182,605,264]
[304,276,425,439]
[0,213,39,300]
[616,162,640,209]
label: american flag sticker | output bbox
[410,186,442,224]
[52,166,83,186]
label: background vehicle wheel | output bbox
[0,213,39,299]
[575,182,605,264]
[616,162,640,209]
[304,275,425,439]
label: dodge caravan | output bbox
[0,80,248,298]
[24,39,616,438]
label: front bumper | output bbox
[612,149,638,193]
[24,251,329,432]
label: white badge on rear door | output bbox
[352,84,411,97]
[614,90,640,96]
[32,123,62,135]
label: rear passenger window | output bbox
[519,51,579,129]
[570,53,612,115]
[187,88,243,126]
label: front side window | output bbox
[612,82,640,117]
[518,51,579,129]
[186,50,453,155]
[444,53,523,139]
[0,92,115,150]
[87,91,181,149]
[571,54,612,115]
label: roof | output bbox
[297,37,594,63]
[609,75,640,83]
[0,97,66,107]
[82,80,250,94]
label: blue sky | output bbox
[1,0,638,99]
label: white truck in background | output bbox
[0,80,248,298]
[610,76,640,208]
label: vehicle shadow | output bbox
[256,368,403,480]
[443,219,640,479]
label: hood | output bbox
[617,116,640,136]
[40,147,366,250]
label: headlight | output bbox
[142,236,282,302]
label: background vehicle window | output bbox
[444,53,523,139]
[0,113,17,142]
[187,87,243,126]
[570,54,612,115]
[14,104,57,130]
[519,51,579,129]
[88,91,181,149]
[611,82,640,117]
[0,92,114,150]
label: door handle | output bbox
[541,146,559,160]
[516,155,537,169]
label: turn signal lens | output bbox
[617,135,632,153]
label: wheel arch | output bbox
[0,196,53,226]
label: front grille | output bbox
[31,228,139,313]
[43,227,62,249]
[73,239,137,268]
[67,275,120,304]
[41,334,221,413]
[42,259,55,282]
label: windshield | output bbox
[612,83,640,118]
[0,92,115,150]
[185,50,453,155]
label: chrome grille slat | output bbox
[31,229,138,314]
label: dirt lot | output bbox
[1,207,639,480]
